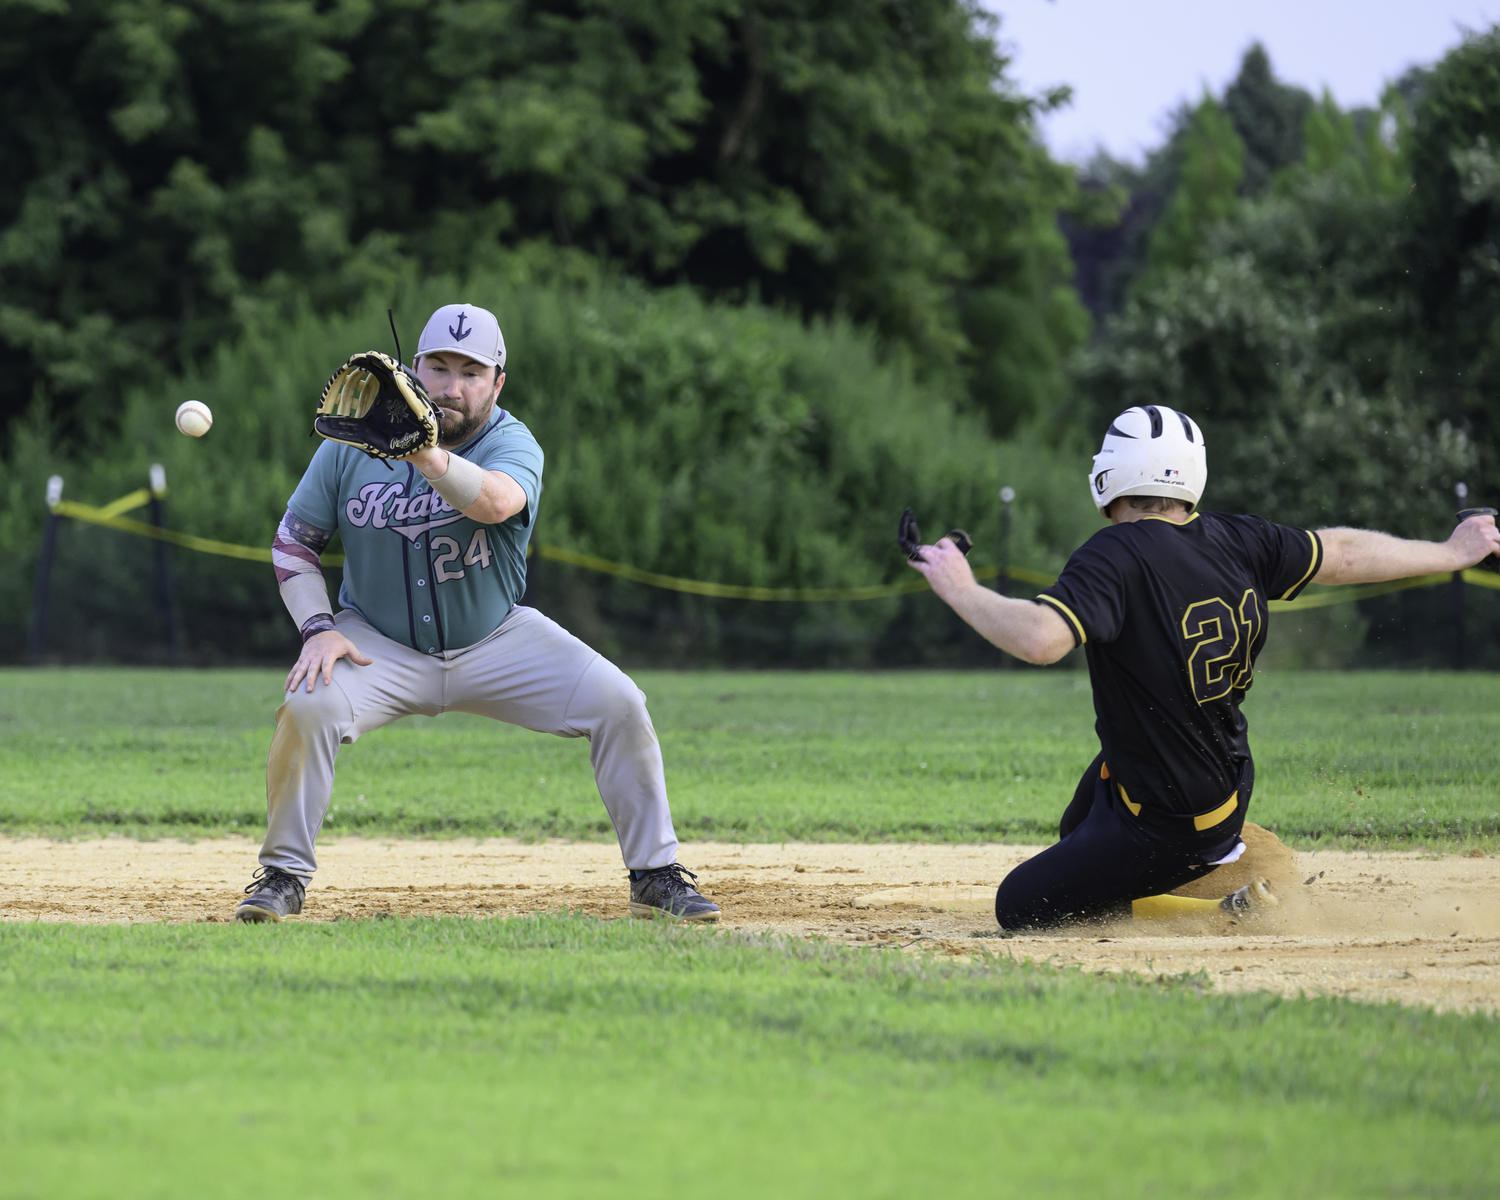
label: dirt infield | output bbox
[2,827,1497,1013]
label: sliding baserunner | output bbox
[235,303,718,924]
[907,405,1500,929]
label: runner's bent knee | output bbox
[994,869,1047,930]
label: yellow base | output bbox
[1131,893,1222,921]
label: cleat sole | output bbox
[1249,877,1280,908]
[1219,876,1281,916]
[629,901,720,922]
[235,903,285,924]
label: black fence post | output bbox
[148,464,182,658]
[1451,570,1466,671]
[1452,481,1476,672]
[26,476,64,664]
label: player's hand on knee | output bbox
[907,536,977,600]
[286,631,374,694]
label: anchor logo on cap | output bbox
[449,311,471,342]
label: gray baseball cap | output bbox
[416,303,506,370]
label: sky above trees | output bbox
[990,0,1495,160]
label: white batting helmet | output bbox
[1088,405,1206,516]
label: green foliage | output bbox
[3,668,1499,848]
[2,267,1099,663]
[1139,96,1245,285]
[1403,27,1500,489]
[0,0,1086,442]
[1074,32,1500,666]
[1221,42,1313,196]
[1072,45,1314,319]
[1073,249,1470,538]
[1074,55,1478,542]
[1284,86,1409,198]
[4,915,1498,1196]
[1079,32,1500,519]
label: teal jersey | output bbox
[288,408,544,653]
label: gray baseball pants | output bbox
[260,606,680,881]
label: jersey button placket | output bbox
[408,530,438,654]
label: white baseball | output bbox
[175,400,213,438]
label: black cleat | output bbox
[236,866,306,923]
[629,863,720,922]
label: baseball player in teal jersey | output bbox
[236,303,720,923]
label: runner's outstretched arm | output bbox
[1315,514,1500,585]
[907,538,1075,665]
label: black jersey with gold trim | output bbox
[1036,512,1323,815]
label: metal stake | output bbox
[149,464,181,658]
[997,487,1014,596]
[1453,482,1467,671]
[26,476,64,664]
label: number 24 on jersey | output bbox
[430,528,493,583]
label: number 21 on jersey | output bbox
[1180,589,1262,704]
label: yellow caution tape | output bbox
[1271,574,1448,610]
[1270,569,1500,609]
[51,500,345,567]
[95,488,153,520]
[994,564,1063,588]
[532,546,1061,600]
[50,489,1500,606]
[533,545,1497,606]
[1462,567,1500,592]
[533,542,931,600]
[534,546,1062,597]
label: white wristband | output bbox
[429,452,485,512]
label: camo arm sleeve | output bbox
[273,509,337,641]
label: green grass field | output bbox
[3,668,1499,1196]
[0,668,1496,847]
[2,914,1497,1198]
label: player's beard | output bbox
[436,400,492,447]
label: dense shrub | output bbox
[5,268,1099,664]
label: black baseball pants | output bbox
[994,752,1250,930]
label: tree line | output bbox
[1072,38,1500,541]
[1,0,1085,443]
[6,6,1500,665]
